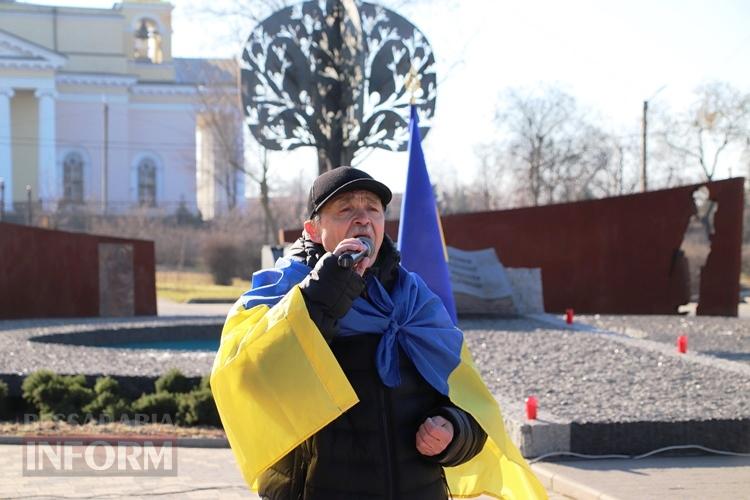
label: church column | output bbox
[35,89,57,209]
[0,87,14,213]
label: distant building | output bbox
[0,0,243,219]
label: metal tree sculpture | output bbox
[241,0,436,174]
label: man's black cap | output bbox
[308,166,392,216]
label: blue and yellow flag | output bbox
[211,259,547,499]
[398,105,458,324]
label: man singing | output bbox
[211,167,546,500]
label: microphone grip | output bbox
[337,237,372,269]
[338,253,355,268]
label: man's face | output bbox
[305,189,386,263]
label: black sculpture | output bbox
[241,0,436,174]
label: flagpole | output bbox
[405,65,420,106]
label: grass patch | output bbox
[156,270,249,303]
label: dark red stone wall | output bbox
[696,179,744,315]
[0,223,157,319]
[282,179,743,315]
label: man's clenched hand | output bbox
[416,416,454,456]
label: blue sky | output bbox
[23,0,750,192]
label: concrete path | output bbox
[0,444,571,499]
[157,299,230,317]
[532,454,750,500]
[5,441,749,499]
[0,444,252,499]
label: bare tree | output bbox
[656,82,750,183]
[195,83,243,213]
[490,84,627,207]
[472,143,502,211]
[184,58,284,243]
[432,147,513,215]
[434,86,642,215]
[644,110,698,190]
[250,147,278,242]
[652,82,750,239]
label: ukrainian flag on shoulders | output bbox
[209,110,547,499]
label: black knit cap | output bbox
[308,166,392,216]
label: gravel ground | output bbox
[2,314,749,426]
[0,317,221,382]
[459,317,750,424]
[574,314,750,364]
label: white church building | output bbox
[0,0,244,220]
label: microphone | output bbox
[338,237,374,269]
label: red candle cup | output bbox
[565,308,574,325]
[525,396,538,420]
[677,335,688,354]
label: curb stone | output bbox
[532,463,614,500]
[498,396,572,458]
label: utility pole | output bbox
[26,184,32,225]
[641,100,648,192]
[641,85,666,193]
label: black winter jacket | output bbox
[258,236,487,500]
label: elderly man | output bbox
[211,167,545,500]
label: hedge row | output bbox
[16,368,220,427]
[0,380,8,418]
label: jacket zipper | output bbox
[379,385,396,500]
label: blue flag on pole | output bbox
[398,105,458,324]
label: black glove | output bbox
[299,252,365,340]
